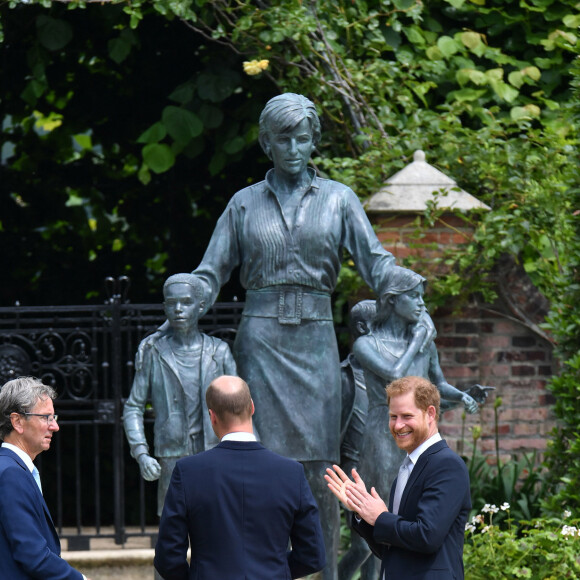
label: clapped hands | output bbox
[324,465,388,526]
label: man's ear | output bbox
[10,412,25,434]
[208,408,217,426]
[199,300,206,314]
[427,405,437,421]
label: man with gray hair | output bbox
[123,272,238,518]
[0,376,90,580]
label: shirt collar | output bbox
[264,167,320,194]
[408,432,442,466]
[1,442,35,473]
[221,432,257,443]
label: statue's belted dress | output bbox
[194,169,395,463]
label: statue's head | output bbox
[163,273,204,300]
[349,299,377,339]
[258,93,321,159]
[375,266,426,323]
[163,273,207,325]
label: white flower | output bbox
[501,502,510,511]
[465,523,476,532]
[564,509,572,519]
[481,525,492,534]
[561,525,579,537]
[482,503,499,514]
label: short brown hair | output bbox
[386,376,440,421]
[205,376,253,422]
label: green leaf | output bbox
[437,36,460,58]
[169,82,196,105]
[197,70,240,103]
[426,45,443,60]
[198,104,224,129]
[522,66,541,81]
[36,15,73,51]
[460,31,482,50]
[142,143,175,174]
[108,34,133,65]
[509,71,524,88]
[73,134,93,150]
[447,87,487,102]
[457,68,488,86]
[137,122,167,144]
[208,151,226,176]
[138,163,151,185]
[223,136,245,155]
[490,80,519,103]
[161,106,203,144]
[65,192,85,207]
[511,105,541,121]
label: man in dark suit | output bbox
[0,376,90,580]
[326,376,470,580]
[154,375,326,580]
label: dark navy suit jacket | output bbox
[0,445,83,579]
[154,440,326,580]
[353,440,470,580]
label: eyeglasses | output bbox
[22,413,59,424]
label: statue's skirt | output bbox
[234,309,341,464]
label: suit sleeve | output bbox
[372,452,469,553]
[352,514,388,560]
[287,465,327,579]
[0,465,83,579]
[154,463,190,580]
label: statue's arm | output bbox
[341,189,396,292]
[428,346,479,414]
[124,348,162,480]
[193,202,241,308]
[220,341,238,376]
[353,335,398,384]
[352,326,426,384]
[123,348,152,460]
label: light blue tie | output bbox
[392,456,412,515]
[32,466,43,494]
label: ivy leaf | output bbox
[142,143,175,173]
[161,106,203,144]
[36,15,73,51]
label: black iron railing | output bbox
[0,293,244,549]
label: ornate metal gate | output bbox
[0,278,244,549]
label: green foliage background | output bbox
[1,0,578,506]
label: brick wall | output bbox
[433,303,556,462]
[369,210,557,463]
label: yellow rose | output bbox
[243,59,269,76]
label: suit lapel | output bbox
[399,440,448,513]
[0,447,60,547]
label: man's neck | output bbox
[221,431,257,442]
